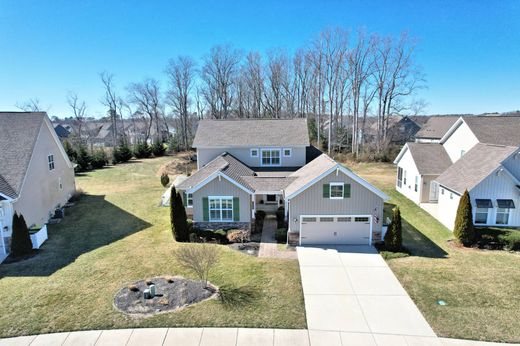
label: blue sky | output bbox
[0,0,519,117]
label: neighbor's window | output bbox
[186,193,193,207]
[414,176,419,192]
[48,154,55,170]
[261,149,281,166]
[475,208,488,224]
[496,208,510,225]
[283,148,292,157]
[209,197,233,221]
[250,149,258,157]
[397,167,403,188]
[330,183,344,199]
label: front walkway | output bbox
[297,245,438,345]
[258,216,297,259]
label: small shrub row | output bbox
[134,140,167,159]
[499,231,520,251]
[227,229,251,243]
[276,206,286,229]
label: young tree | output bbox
[384,206,402,252]
[454,190,475,246]
[76,144,92,172]
[160,173,170,187]
[11,213,33,257]
[173,244,220,288]
[64,141,77,162]
[170,186,189,242]
[112,138,132,164]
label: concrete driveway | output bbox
[297,245,438,345]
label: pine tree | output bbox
[11,213,33,257]
[169,185,189,242]
[454,190,475,246]
[113,138,132,164]
[76,144,92,172]
[384,206,402,252]
[64,141,77,161]
[170,185,177,239]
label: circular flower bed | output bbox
[114,276,217,316]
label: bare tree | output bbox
[100,72,120,146]
[67,92,88,146]
[15,98,44,112]
[173,244,220,288]
[127,79,163,143]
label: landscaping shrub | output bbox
[160,173,170,187]
[193,229,229,244]
[454,189,475,246]
[113,138,132,164]
[275,228,288,243]
[276,206,285,228]
[227,229,250,243]
[91,149,108,169]
[499,231,520,251]
[64,140,77,161]
[384,206,402,252]
[151,140,166,157]
[75,145,92,172]
[10,213,33,257]
[173,244,220,287]
[254,210,266,233]
[170,185,189,242]
[133,140,152,159]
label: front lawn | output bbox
[346,160,520,343]
[0,157,306,338]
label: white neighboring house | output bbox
[0,112,76,260]
[394,115,520,230]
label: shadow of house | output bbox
[0,194,151,277]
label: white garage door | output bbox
[300,215,371,245]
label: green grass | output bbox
[0,157,306,338]
[346,160,520,343]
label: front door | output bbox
[429,182,439,202]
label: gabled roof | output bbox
[462,116,520,146]
[404,143,452,175]
[0,112,46,199]
[415,116,459,139]
[192,118,310,147]
[435,143,519,194]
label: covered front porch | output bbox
[251,192,284,216]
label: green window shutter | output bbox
[233,197,240,221]
[344,184,351,198]
[183,192,187,206]
[202,197,209,221]
[323,184,330,198]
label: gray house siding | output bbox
[197,146,306,168]
[288,170,384,234]
[192,177,251,225]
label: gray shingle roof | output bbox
[435,143,518,193]
[0,112,46,198]
[192,118,310,147]
[406,143,452,175]
[463,116,520,146]
[415,116,459,139]
[241,176,296,192]
[284,154,337,197]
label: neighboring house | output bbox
[394,115,520,230]
[177,118,388,246]
[54,124,70,141]
[414,116,459,143]
[0,112,76,258]
[367,115,427,145]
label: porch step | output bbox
[288,232,299,246]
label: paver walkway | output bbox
[297,245,438,345]
[258,216,297,259]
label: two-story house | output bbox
[176,118,388,246]
[394,115,520,230]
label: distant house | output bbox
[54,124,70,140]
[176,118,388,246]
[0,112,76,259]
[394,115,520,230]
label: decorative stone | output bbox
[143,288,151,299]
[194,221,251,231]
[149,284,156,297]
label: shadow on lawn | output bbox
[0,194,151,277]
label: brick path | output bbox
[258,216,297,259]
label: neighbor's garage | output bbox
[299,215,372,245]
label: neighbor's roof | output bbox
[406,143,452,175]
[284,154,337,197]
[0,112,46,199]
[462,116,520,147]
[192,118,310,147]
[435,143,518,193]
[415,116,459,139]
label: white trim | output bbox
[186,192,193,207]
[298,214,373,246]
[260,148,282,167]
[329,182,344,199]
[439,117,465,144]
[393,143,410,164]
[0,192,14,201]
[250,148,259,157]
[283,148,292,157]
[195,144,308,149]
[186,171,253,194]
[286,163,389,201]
[254,191,283,195]
[208,195,234,222]
[500,165,520,186]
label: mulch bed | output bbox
[3,250,39,264]
[114,276,217,316]
[227,242,260,257]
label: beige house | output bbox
[177,119,388,246]
[0,112,76,259]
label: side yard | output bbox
[346,159,520,343]
[0,157,306,338]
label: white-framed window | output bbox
[250,148,259,157]
[48,154,55,170]
[496,208,510,225]
[330,182,344,199]
[414,176,419,192]
[186,193,193,207]
[283,148,292,157]
[403,170,407,185]
[355,217,370,222]
[261,149,281,166]
[475,208,488,224]
[209,196,233,221]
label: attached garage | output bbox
[299,215,372,245]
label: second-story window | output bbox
[48,154,55,171]
[261,149,281,166]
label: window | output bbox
[250,149,258,157]
[209,197,233,221]
[319,217,334,222]
[58,178,63,190]
[283,148,292,157]
[302,217,317,222]
[475,208,488,224]
[496,208,510,225]
[261,149,281,166]
[337,217,352,222]
[355,217,369,222]
[397,167,403,188]
[414,176,419,192]
[48,154,55,170]
[330,183,344,199]
[450,192,453,199]
[186,193,193,207]
[403,170,407,185]
[441,188,444,195]
[266,194,276,203]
